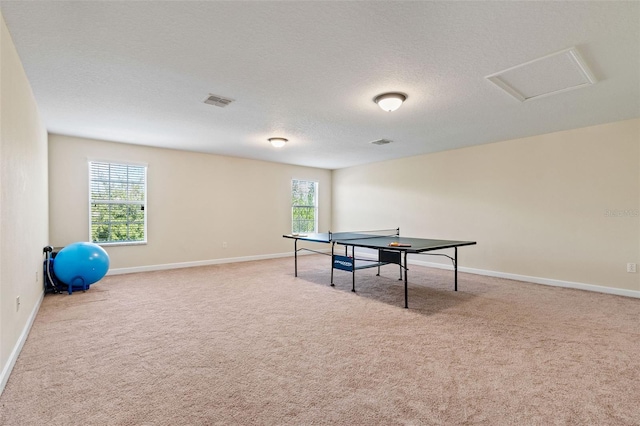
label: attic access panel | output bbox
[486,47,597,102]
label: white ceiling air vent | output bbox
[203,94,234,108]
[370,139,393,145]
[485,47,597,102]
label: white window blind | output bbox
[89,161,147,244]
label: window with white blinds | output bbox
[89,161,147,244]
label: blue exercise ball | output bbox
[53,242,110,287]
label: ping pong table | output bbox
[283,228,476,308]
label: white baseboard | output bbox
[409,258,640,299]
[0,290,44,395]
[107,250,326,276]
[109,249,640,299]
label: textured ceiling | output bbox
[2,1,639,169]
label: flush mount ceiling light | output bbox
[374,92,407,112]
[268,137,288,148]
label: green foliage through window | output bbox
[292,180,317,233]
[90,162,147,244]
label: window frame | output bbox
[291,179,318,234]
[88,160,148,246]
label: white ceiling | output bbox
[2,1,639,169]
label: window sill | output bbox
[95,241,147,247]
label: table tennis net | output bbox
[328,228,399,241]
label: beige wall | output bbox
[0,12,49,389]
[333,119,640,292]
[48,134,331,270]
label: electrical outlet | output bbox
[222,242,228,249]
[16,296,20,311]
[627,263,637,273]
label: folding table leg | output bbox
[454,247,458,292]
[294,239,298,277]
[403,251,408,308]
[351,245,356,292]
[330,242,335,286]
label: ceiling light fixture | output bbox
[268,137,288,148]
[374,92,407,112]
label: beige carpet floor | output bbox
[1,255,638,425]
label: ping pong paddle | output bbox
[388,242,411,247]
